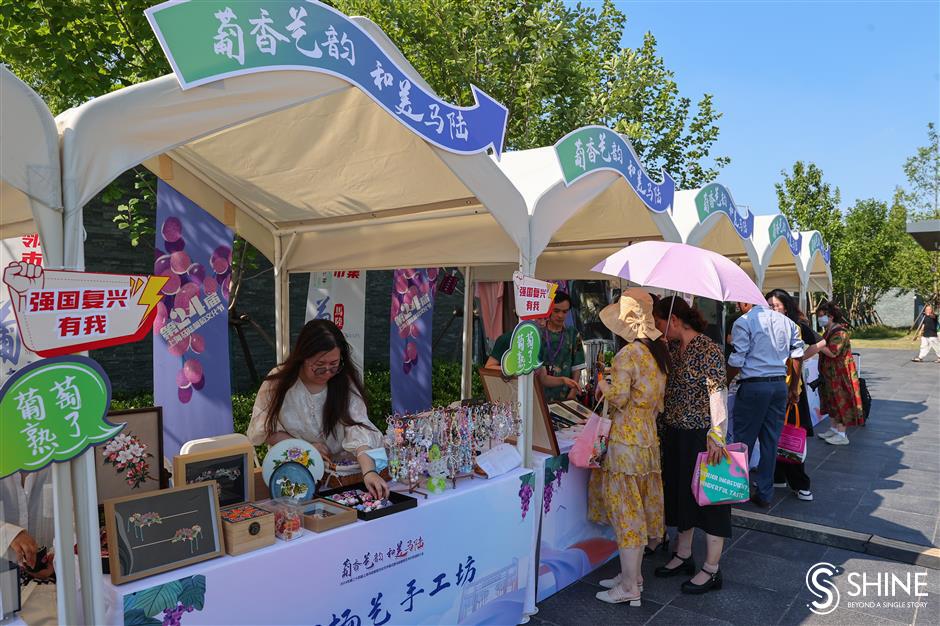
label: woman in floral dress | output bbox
[814,301,864,445]
[588,289,670,606]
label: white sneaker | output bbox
[796,490,814,501]
[817,429,838,440]
[827,433,850,446]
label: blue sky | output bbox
[589,0,940,214]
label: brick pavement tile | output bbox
[846,507,936,547]
[668,578,794,625]
[534,580,663,625]
[876,467,939,487]
[719,547,815,594]
[857,491,940,517]
[645,605,733,625]
[730,530,829,565]
[778,603,907,625]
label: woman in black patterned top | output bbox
[651,297,730,595]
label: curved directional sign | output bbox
[694,183,754,240]
[553,125,675,214]
[767,214,803,256]
[145,0,508,157]
[809,232,831,264]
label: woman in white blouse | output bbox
[248,320,389,499]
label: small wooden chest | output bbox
[220,503,275,556]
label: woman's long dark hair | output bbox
[652,296,709,333]
[765,289,808,324]
[263,319,368,439]
[638,338,671,375]
[815,300,848,325]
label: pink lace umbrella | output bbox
[591,241,766,306]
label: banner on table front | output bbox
[306,271,366,369]
[153,181,234,455]
[390,269,436,413]
[1,234,42,385]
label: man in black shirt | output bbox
[912,304,939,363]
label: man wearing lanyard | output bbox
[540,291,586,403]
[726,301,804,508]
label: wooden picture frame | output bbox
[96,407,168,507]
[478,367,559,455]
[173,444,254,507]
[104,482,224,585]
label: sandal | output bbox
[595,585,641,606]
[599,574,643,592]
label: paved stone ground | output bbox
[535,349,940,625]
[738,349,940,548]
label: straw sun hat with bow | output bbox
[599,288,662,342]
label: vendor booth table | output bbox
[103,469,534,626]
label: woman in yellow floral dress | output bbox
[588,289,670,606]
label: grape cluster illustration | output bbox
[543,468,565,514]
[152,216,231,404]
[389,268,439,375]
[161,603,195,626]
[519,481,533,519]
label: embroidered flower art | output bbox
[102,433,155,489]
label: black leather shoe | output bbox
[749,494,771,509]
[681,568,723,594]
[654,552,695,578]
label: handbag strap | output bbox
[786,402,800,428]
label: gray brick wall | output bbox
[874,289,918,328]
[83,179,468,395]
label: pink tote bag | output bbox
[569,403,611,469]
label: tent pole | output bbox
[517,253,534,469]
[273,234,286,362]
[460,266,474,399]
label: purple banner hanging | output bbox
[153,181,234,456]
[389,268,437,413]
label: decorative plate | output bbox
[262,438,325,485]
[269,461,318,501]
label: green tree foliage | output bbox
[334,0,728,187]
[775,161,843,251]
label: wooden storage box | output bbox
[300,499,358,533]
[220,503,275,556]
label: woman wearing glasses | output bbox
[248,319,389,498]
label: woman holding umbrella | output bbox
[651,296,730,595]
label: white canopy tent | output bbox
[753,214,803,294]
[45,16,539,625]
[474,144,681,282]
[672,186,761,281]
[801,230,834,299]
[0,65,84,625]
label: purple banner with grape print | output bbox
[389,268,437,413]
[153,181,234,456]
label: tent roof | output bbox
[53,17,528,272]
[753,214,802,292]
[474,146,680,280]
[0,66,62,245]
[800,230,833,296]
[672,188,760,281]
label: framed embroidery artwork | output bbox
[96,407,168,506]
[173,444,254,507]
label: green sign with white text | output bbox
[501,322,543,377]
[0,356,121,477]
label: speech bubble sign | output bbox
[0,355,123,477]
[500,322,543,377]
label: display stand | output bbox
[102,469,534,626]
[529,437,617,604]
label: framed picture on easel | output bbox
[478,367,559,455]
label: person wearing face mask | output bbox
[248,319,389,499]
[814,301,864,445]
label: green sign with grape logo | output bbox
[0,356,120,477]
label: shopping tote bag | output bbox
[691,442,750,506]
[776,403,807,465]
[569,402,611,469]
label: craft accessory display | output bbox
[220,503,275,556]
[383,402,520,491]
[301,499,357,532]
[272,501,305,541]
[319,484,418,521]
